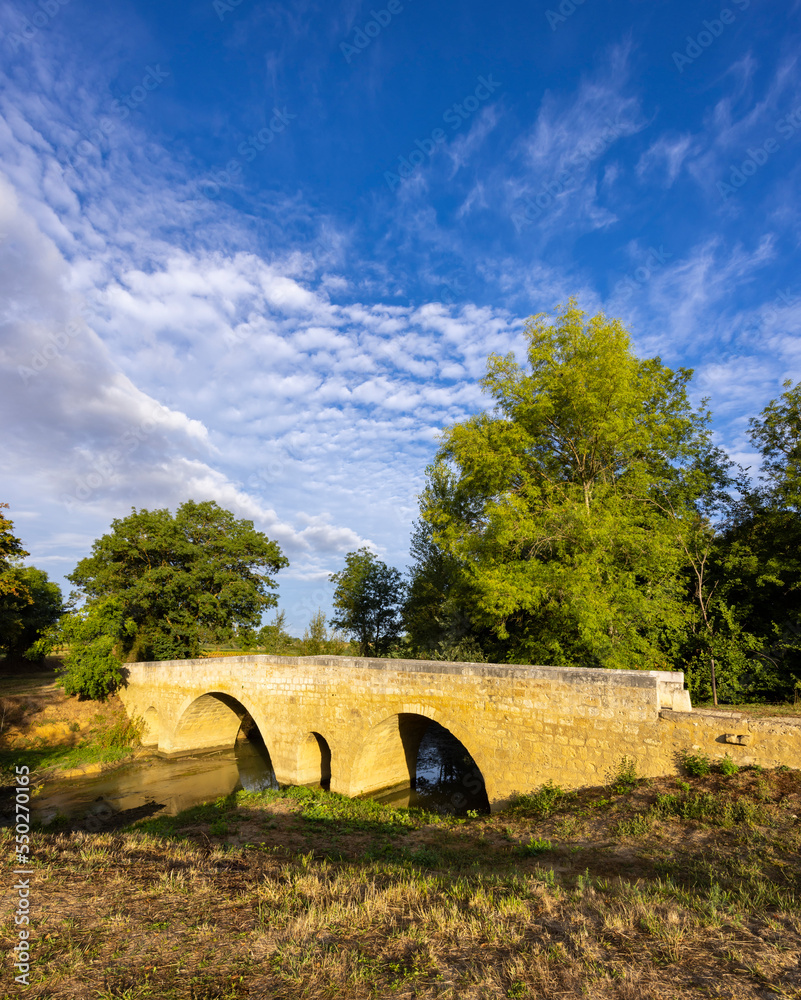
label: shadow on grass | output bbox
[0,742,137,779]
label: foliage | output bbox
[713,380,801,700]
[258,609,295,654]
[403,519,489,660]
[299,608,351,656]
[518,836,553,856]
[718,753,739,777]
[679,750,712,777]
[329,548,406,656]
[510,780,568,818]
[420,301,720,670]
[0,506,64,662]
[68,500,288,664]
[608,755,638,794]
[57,596,136,700]
[0,565,64,661]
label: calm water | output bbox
[24,720,489,830]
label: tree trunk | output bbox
[710,654,718,706]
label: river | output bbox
[25,719,490,830]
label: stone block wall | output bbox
[118,655,801,810]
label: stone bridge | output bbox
[118,655,801,811]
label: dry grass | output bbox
[2,766,801,999]
[0,661,142,780]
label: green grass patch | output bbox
[518,836,553,856]
[510,780,571,818]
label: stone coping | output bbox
[127,654,686,689]
[660,708,801,729]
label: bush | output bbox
[609,755,638,793]
[718,753,739,777]
[510,781,567,818]
[680,750,713,777]
[57,597,135,700]
[96,716,144,749]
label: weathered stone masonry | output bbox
[118,655,801,811]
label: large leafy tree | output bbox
[64,500,288,685]
[717,380,801,699]
[329,548,406,656]
[403,519,490,661]
[420,301,726,671]
[1,567,64,661]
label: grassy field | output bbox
[3,662,801,997]
[2,761,800,999]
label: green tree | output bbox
[58,596,136,700]
[65,500,288,694]
[259,609,295,654]
[717,380,801,699]
[421,300,722,670]
[329,548,406,656]
[0,506,64,662]
[300,608,350,656]
[403,519,489,661]
[1,567,64,661]
[0,503,30,606]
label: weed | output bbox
[718,753,739,777]
[510,780,568,818]
[615,813,653,837]
[680,750,713,777]
[519,836,553,856]
[608,755,638,793]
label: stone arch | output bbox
[166,691,265,755]
[349,708,493,803]
[296,731,332,788]
[141,706,160,746]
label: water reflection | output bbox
[374,719,490,815]
[24,718,488,829]
[28,737,278,829]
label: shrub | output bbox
[680,750,713,777]
[609,755,638,793]
[510,781,567,818]
[718,753,739,777]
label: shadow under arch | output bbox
[297,731,332,789]
[168,691,265,754]
[351,712,490,814]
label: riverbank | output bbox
[2,761,800,998]
[0,659,144,782]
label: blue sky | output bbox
[1,0,799,633]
